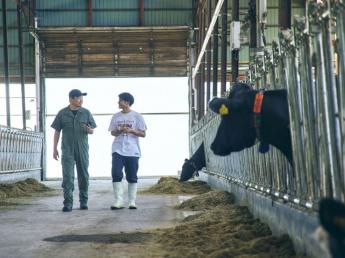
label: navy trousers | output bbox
[111,152,139,183]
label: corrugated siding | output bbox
[0,1,35,80]
[37,0,87,9]
[36,0,192,27]
[4,45,34,67]
[94,11,138,26]
[93,0,138,9]
[145,10,191,26]
[0,9,18,27]
[145,0,191,9]
[0,46,33,76]
[38,11,87,27]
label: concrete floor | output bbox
[0,179,193,258]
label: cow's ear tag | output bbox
[259,142,269,153]
[219,104,229,115]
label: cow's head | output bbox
[179,159,197,182]
[319,198,345,258]
[209,82,256,156]
[179,143,205,182]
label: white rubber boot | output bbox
[128,183,137,209]
[110,182,124,210]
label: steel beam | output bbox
[212,6,219,97]
[139,0,145,26]
[220,0,227,94]
[192,0,224,79]
[17,4,27,130]
[2,0,11,127]
[206,0,212,102]
[88,0,93,26]
[231,0,239,82]
[279,0,291,29]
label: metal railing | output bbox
[0,125,43,174]
[191,0,345,209]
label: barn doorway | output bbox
[45,77,189,179]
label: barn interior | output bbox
[1,0,345,258]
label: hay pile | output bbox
[151,191,303,258]
[142,176,210,195]
[0,178,53,200]
[176,190,235,211]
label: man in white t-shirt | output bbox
[108,92,147,209]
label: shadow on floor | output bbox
[43,232,153,244]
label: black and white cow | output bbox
[317,198,345,258]
[208,82,292,164]
[179,143,206,182]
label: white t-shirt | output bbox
[108,111,147,157]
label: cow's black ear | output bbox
[208,97,242,115]
[208,98,228,114]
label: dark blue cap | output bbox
[69,89,87,98]
[119,92,134,106]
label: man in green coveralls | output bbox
[51,89,97,212]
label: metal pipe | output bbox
[88,0,93,26]
[212,12,219,97]
[206,0,212,102]
[333,1,345,194]
[139,0,144,26]
[199,9,206,118]
[195,5,202,120]
[278,0,291,29]
[220,0,227,94]
[192,0,225,79]
[34,17,41,132]
[2,0,11,127]
[280,29,307,202]
[294,17,319,202]
[39,76,46,179]
[249,0,256,49]
[231,0,239,82]
[309,1,343,199]
[17,4,27,130]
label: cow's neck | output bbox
[256,90,293,164]
[190,143,206,169]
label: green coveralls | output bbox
[51,106,97,207]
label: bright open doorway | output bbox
[45,77,189,179]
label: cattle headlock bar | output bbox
[0,125,43,183]
[189,1,345,258]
